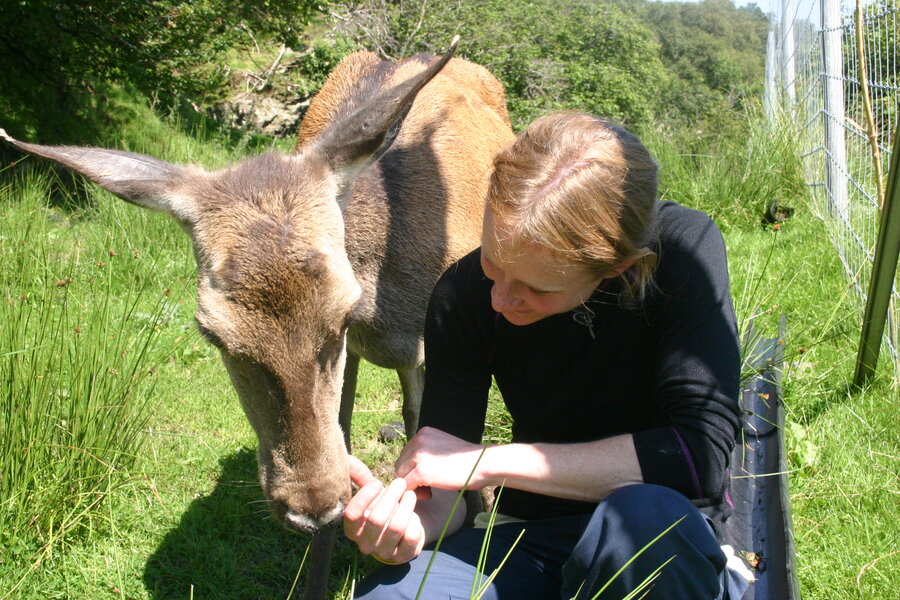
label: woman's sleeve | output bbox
[417,253,494,444]
[632,211,742,505]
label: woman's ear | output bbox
[608,258,639,278]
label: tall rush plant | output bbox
[0,168,175,583]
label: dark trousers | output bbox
[353,484,749,600]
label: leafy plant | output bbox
[332,0,673,129]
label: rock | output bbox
[214,94,310,138]
[378,421,406,443]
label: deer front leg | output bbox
[340,353,361,448]
[396,365,425,439]
[301,528,337,600]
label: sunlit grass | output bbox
[653,114,899,600]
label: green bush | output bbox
[0,0,329,142]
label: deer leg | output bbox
[396,365,425,439]
[301,353,360,600]
[300,528,337,600]
[340,352,361,448]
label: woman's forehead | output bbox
[483,207,562,264]
[482,207,525,252]
[482,210,527,261]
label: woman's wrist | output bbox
[475,444,501,488]
[479,443,546,490]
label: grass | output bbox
[0,90,897,599]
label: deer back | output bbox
[298,51,514,368]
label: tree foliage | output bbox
[331,0,767,132]
[334,0,671,129]
[0,0,769,142]
[639,0,768,136]
[0,0,327,140]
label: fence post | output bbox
[822,0,849,219]
[782,0,796,109]
[765,14,779,122]
[854,129,900,385]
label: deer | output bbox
[0,38,514,599]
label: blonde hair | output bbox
[487,112,659,305]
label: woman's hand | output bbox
[343,455,426,565]
[395,426,494,495]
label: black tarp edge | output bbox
[723,315,801,600]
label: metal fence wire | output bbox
[769,0,900,383]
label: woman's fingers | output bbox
[413,485,433,500]
[348,454,377,488]
[392,510,426,564]
[373,488,417,558]
[343,477,426,564]
[343,479,384,541]
[363,478,407,533]
[367,478,407,516]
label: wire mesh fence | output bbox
[769,0,900,383]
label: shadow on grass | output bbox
[143,447,359,600]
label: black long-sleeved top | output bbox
[419,201,741,526]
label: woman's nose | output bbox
[491,280,523,312]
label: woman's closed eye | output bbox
[526,285,553,296]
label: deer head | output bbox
[2,39,460,535]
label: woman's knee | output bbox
[353,546,488,600]
[353,563,419,600]
[601,486,705,543]
[603,484,697,525]
[561,484,725,599]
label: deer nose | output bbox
[281,502,345,535]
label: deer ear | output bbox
[0,128,197,222]
[316,37,460,206]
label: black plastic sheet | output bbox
[723,316,801,600]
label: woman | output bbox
[343,112,750,599]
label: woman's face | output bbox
[480,209,603,326]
